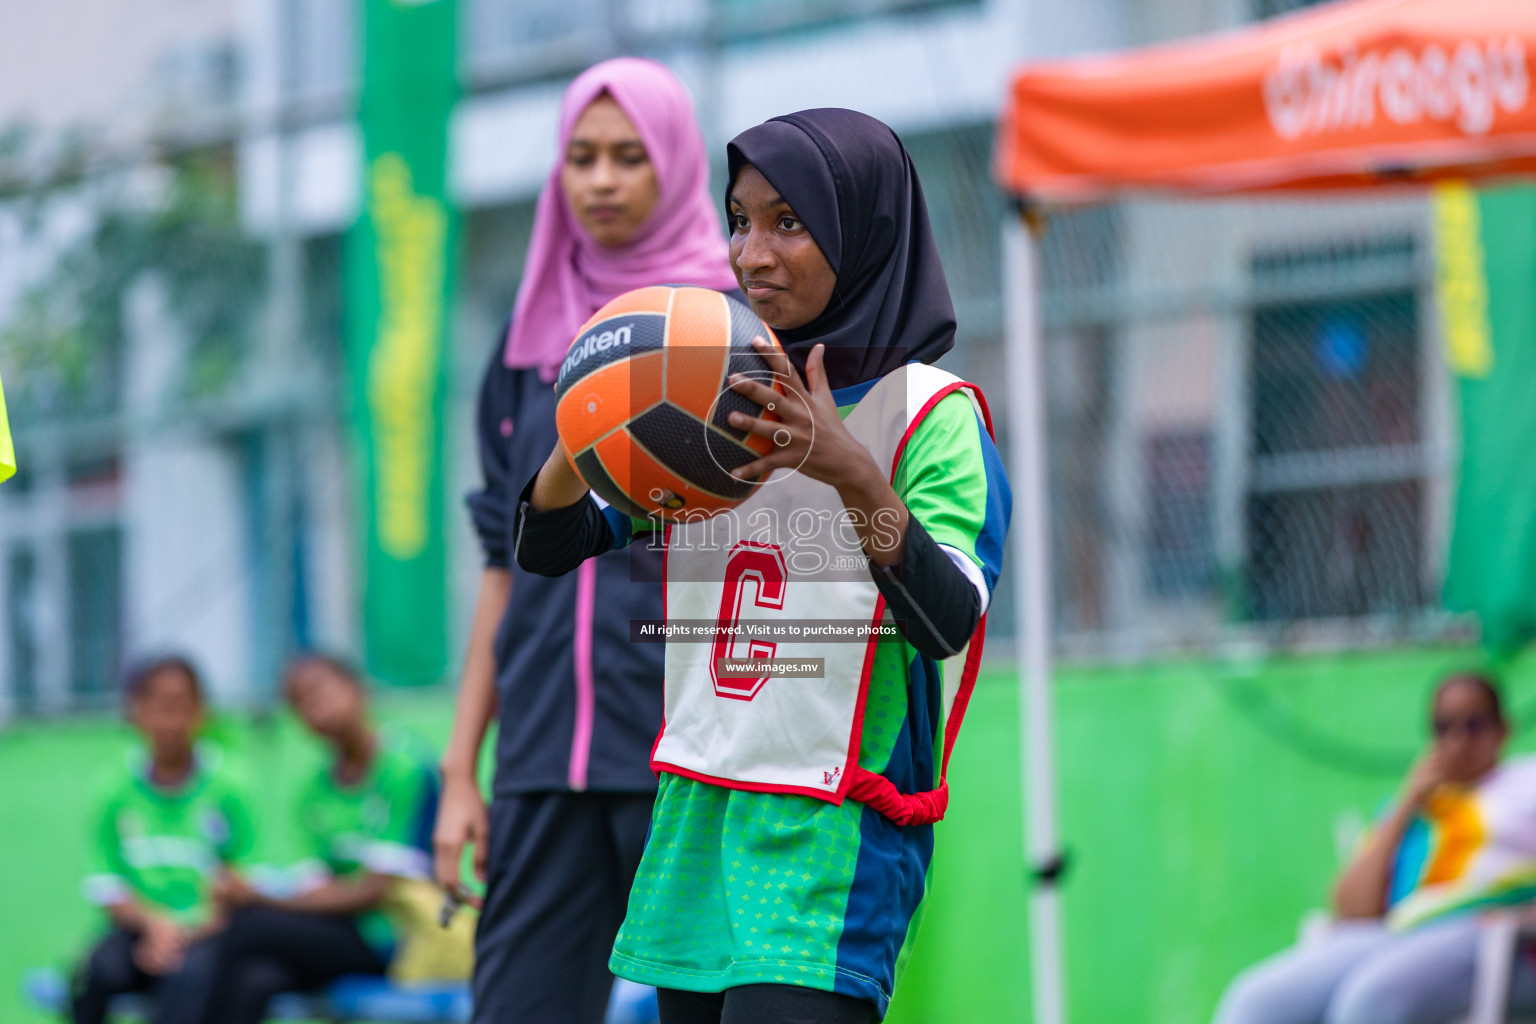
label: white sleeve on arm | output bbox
[939,543,991,615]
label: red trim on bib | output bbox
[650,376,997,824]
[846,768,950,826]
[941,613,987,781]
[847,381,993,826]
[842,612,986,827]
[652,759,857,803]
[650,525,673,777]
[652,591,885,806]
[835,593,885,801]
[891,382,994,482]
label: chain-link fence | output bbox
[0,104,1469,714]
[872,126,1459,664]
[1028,191,1458,661]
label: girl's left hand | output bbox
[133,914,189,975]
[726,340,880,489]
[212,870,261,912]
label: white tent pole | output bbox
[1003,208,1067,1024]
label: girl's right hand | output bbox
[133,914,187,975]
[212,870,262,913]
[432,772,489,909]
[1404,750,1447,808]
[529,443,591,512]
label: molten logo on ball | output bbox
[560,323,634,380]
[553,285,787,523]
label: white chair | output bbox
[1295,904,1536,1024]
[1465,908,1536,1024]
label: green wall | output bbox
[0,694,467,1024]
[3,647,1532,1023]
[891,646,1536,1024]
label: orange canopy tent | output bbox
[993,5,1536,1024]
[997,0,1536,201]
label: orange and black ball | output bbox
[555,285,786,522]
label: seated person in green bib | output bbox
[201,654,456,1024]
[73,655,255,1024]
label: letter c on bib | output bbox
[710,541,787,700]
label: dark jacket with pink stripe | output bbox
[467,339,664,795]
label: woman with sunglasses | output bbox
[1214,671,1536,1024]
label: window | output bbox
[712,0,976,40]
[462,0,982,81]
[903,124,1006,345]
[1038,206,1122,637]
[464,0,614,83]
[67,526,123,701]
[1244,243,1426,621]
[153,37,242,121]
[6,547,39,713]
[2,453,126,713]
[1146,430,1214,599]
[1253,0,1332,19]
[282,0,353,101]
[1046,325,1114,636]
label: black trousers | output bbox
[472,791,654,1024]
[657,985,878,1024]
[71,929,218,1024]
[73,908,384,1024]
[196,906,387,1024]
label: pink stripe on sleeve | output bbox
[568,558,597,790]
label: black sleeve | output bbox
[512,473,615,577]
[868,515,982,661]
[465,330,516,569]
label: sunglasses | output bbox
[1432,714,1497,739]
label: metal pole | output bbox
[1004,207,1067,1024]
[255,47,305,703]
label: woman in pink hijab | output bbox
[434,58,736,1024]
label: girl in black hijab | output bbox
[724,107,958,389]
[516,108,1012,1023]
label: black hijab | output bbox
[725,108,956,391]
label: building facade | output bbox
[0,0,1454,717]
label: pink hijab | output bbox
[503,58,737,380]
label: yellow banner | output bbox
[0,369,14,482]
[1432,181,1495,379]
[366,153,446,559]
